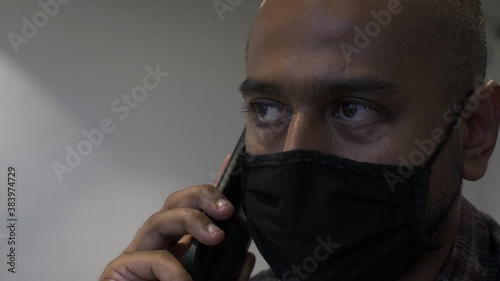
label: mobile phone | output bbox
[182,129,251,281]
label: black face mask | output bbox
[238,98,468,281]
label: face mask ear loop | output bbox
[413,90,474,250]
[424,90,475,169]
[411,170,442,250]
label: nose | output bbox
[282,110,332,153]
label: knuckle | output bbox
[164,184,197,209]
[171,270,193,281]
[102,256,132,280]
[191,185,219,208]
[140,210,168,235]
[168,270,192,281]
[108,267,134,281]
[164,189,181,207]
[200,184,218,195]
[179,208,201,223]
[146,210,164,225]
[199,184,220,200]
[179,209,209,236]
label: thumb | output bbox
[213,153,231,186]
[236,252,256,281]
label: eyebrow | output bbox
[238,77,399,98]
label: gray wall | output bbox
[0,1,497,280]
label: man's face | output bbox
[241,0,462,225]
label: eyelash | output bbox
[241,99,387,128]
[332,101,381,127]
[240,102,253,116]
[241,100,289,129]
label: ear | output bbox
[462,80,500,181]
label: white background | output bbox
[0,1,498,280]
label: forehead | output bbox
[253,0,371,42]
[246,0,445,89]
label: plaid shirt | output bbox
[250,198,500,281]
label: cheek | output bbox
[244,122,287,155]
[329,121,431,165]
[245,131,267,155]
[334,122,392,145]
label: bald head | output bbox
[245,0,487,105]
[432,0,487,103]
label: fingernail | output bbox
[208,223,221,236]
[217,198,231,209]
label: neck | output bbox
[399,196,462,281]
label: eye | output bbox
[332,99,382,126]
[241,100,290,127]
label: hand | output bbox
[99,154,255,281]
